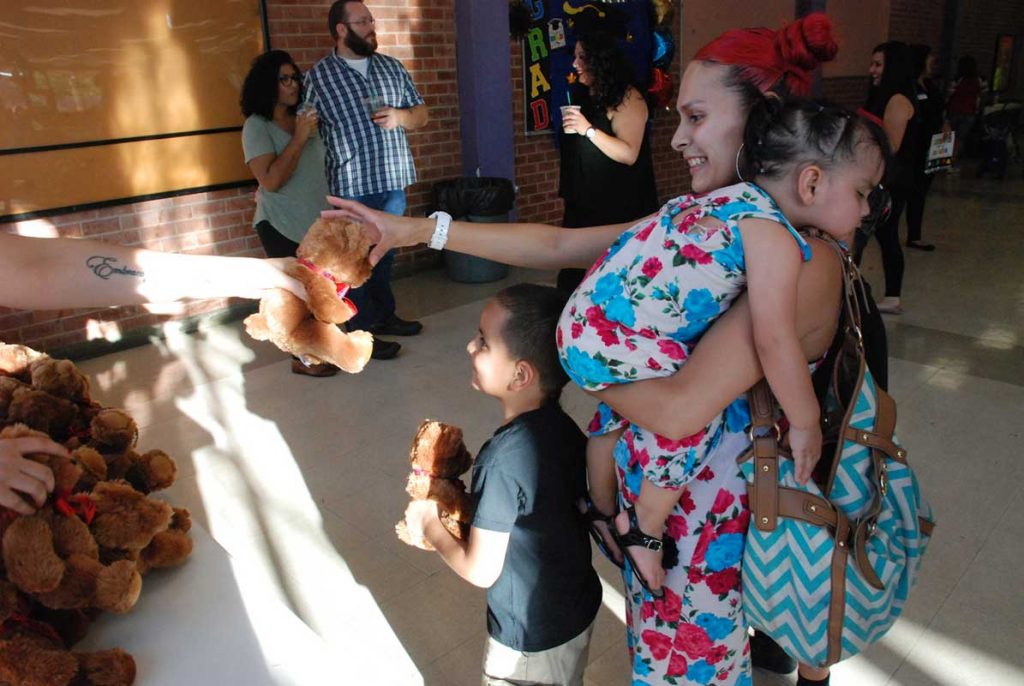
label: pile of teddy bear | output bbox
[0,342,193,686]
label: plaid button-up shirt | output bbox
[306,51,425,198]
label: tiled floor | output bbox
[74,170,1023,685]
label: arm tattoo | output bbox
[86,256,145,281]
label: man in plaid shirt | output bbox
[306,0,429,360]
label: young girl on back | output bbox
[560,97,889,597]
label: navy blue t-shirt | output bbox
[471,401,602,651]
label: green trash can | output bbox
[433,177,516,283]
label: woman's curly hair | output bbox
[577,31,636,111]
[240,50,301,119]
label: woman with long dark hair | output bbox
[862,41,916,314]
[241,50,335,376]
[557,30,659,292]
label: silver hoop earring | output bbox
[734,143,746,182]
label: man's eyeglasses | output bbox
[279,74,302,86]
[344,18,375,26]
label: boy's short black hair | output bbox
[494,283,570,401]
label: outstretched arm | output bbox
[594,237,842,439]
[322,196,645,269]
[0,233,304,310]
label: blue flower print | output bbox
[736,674,753,686]
[713,199,759,218]
[592,271,625,305]
[592,271,637,327]
[695,613,735,642]
[724,398,751,433]
[605,296,637,327]
[563,347,617,388]
[633,653,654,677]
[607,229,634,260]
[683,288,719,324]
[686,659,716,684]
[713,234,745,273]
[589,402,620,437]
[705,532,744,572]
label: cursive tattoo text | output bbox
[86,255,145,281]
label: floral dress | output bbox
[556,182,811,488]
[618,404,755,686]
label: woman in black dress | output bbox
[558,30,658,293]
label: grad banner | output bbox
[521,1,652,135]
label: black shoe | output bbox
[291,359,338,377]
[370,338,401,360]
[906,240,935,251]
[750,630,797,674]
[368,315,423,337]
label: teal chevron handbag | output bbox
[738,243,935,668]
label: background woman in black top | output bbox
[861,41,917,314]
[558,30,658,293]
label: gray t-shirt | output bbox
[241,115,330,243]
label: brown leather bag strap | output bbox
[748,380,781,532]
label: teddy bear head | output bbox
[291,217,374,325]
[408,421,473,480]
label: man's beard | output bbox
[345,31,377,57]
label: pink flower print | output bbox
[712,195,729,205]
[585,306,620,346]
[710,489,735,515]
[679,488,696,514]
[556,327,563,347]
[667,651,689,677]
[718,509,750,535]
[624,338,637,352]
[643,629,673,660]
[642,256,663,279]
[571,321,583,339]
[638,327,657,339]
[641,599,656,621]
[657,339,687,361]
[688,567,704,584]
[673,623,713,659]
[706,645,729,665]
[654,427,706,452]
[693,524,717,564]
[681,243,713,265]
[635,221,656,242]
[706,567,741,595]
[646,357,663,371]
[696,466,716,481]
[654,587,683,623]
[666,514,689,539]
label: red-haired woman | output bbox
[330,15,854,686]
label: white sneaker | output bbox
[877,297,902,314]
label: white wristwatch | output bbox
[427,210,452,250]
[585,126,597,140]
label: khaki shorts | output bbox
[481,619,596,686]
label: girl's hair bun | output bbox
[780,13,838,70]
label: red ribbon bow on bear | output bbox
[297,258,359,315]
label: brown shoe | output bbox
[291,359,339,377]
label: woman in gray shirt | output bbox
[241,50,333,376]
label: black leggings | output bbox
[904,175,932,244]
[254,220,300,258]
[863,188,907,298]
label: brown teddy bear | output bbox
[245,217,376,373]
[0,579,136,686]
[0,426,143,616]
[396,420,475,550]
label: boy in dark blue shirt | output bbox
[403,283,602,685]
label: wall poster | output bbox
[520,1,653,135]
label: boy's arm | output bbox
[406,501,510,588]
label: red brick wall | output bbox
[1,0,460,354]
[888,0,946,52]
[822,76,869,111]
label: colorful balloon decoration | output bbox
[652,28,675,68]
[651,0,674,27]
[648,67,674,109]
